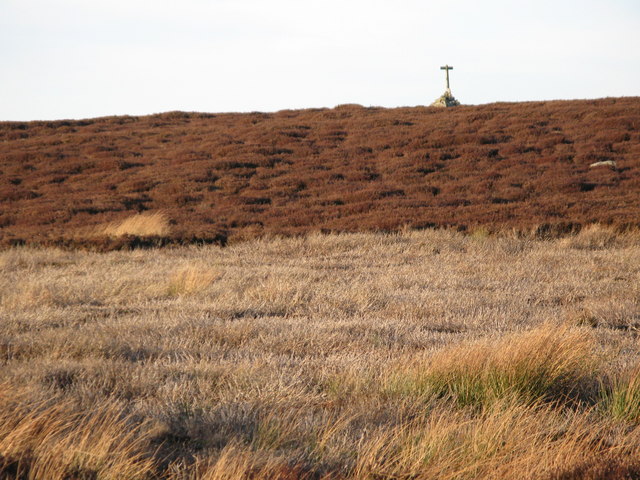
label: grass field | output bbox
[2,226,640,479]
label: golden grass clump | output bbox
[101,211,170,237]
[388,324,600,406]
[0,384,156,480]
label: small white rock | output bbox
[589,160,617,168]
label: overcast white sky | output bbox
[1,0,639,120]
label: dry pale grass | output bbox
[164,266,220,297]
[99,211,171,237]
[1,229,640,479]
[558,224,630,250]
[352,400,640,480]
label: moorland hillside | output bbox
[1,97,639,248]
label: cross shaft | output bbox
[440,65,453,90]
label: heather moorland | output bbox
[1,97,639,249]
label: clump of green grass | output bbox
[388,324,600,407]
[601,368,640,423]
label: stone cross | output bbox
[440,65,453,90]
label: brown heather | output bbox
[1,229,640,479]
[1,97,639,250]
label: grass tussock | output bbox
[601,367,640,424]
[100,211,170,237]
[0,384,156,480]
[388,325,600,406]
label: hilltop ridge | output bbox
[1,97,639,248]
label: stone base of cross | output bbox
[430,90,460,108]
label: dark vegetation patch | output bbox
[0,98,639,248]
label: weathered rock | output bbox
[589,160,617,168]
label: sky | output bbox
[1,0,639,120]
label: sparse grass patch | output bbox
[241,274,314,317]
[166,265,219,296]
[559,224,631,250]
[169,443,307,480]
[1,277,97,309]
[470,226,490,240]
[567,297,640,331]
